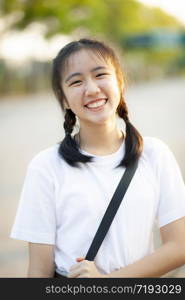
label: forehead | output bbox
[63,49,114,76]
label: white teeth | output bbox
[86,99,106,108]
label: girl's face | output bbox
[61,49,122,126]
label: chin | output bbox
[90,114,116,125]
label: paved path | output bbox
[1,77,185,277]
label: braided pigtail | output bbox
[117,97,143,167]
[58,109,93,167]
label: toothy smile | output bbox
[85,99,107,109]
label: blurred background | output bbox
[0,0,185,277]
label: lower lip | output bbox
[85,100,107,112]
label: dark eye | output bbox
[96,73,107,77]
[70,80,82,86]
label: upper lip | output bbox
[84,98,107,106]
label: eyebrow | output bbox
[65,66,107,83]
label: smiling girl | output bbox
[11,38,185,278]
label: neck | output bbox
[75,122,124,156]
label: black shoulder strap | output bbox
[85,159,138,261]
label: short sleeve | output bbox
[10,166,56,244]
[156,142,185,227]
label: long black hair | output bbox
[52,38,143,168]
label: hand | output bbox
[68,257,107,278]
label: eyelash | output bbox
[70,80,81,86]
[70,73,109,86]
[96,73,108,77]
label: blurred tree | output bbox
[0,0,183,43]
[1,0,184,96]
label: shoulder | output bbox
[141,137,181,178]
[140,136,176,173]
[142,136,171,159]
[28,143,62,174]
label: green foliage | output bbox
[1,0,183,42]
[1,0,184,94]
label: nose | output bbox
[84,78,100,97]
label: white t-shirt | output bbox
[10,137,185,275]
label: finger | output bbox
[69,263,78,272]
[76,257,85,262]
[68,269,82,278]
[77,274,88,278]
[69,259,85,272]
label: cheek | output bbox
[65,88,82,106]
[107,78,121,100]
[65,90,85,114]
